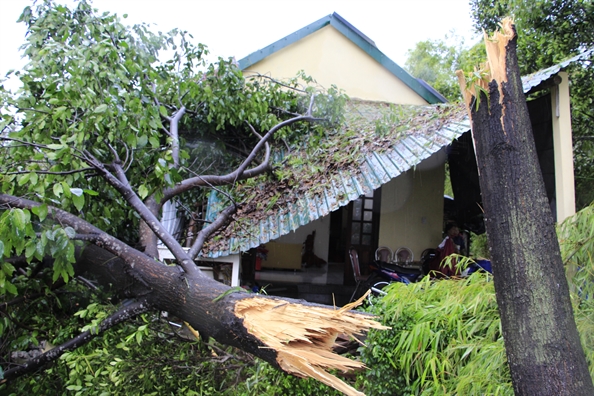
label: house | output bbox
[159,12,589,300]
[239,13,446,105]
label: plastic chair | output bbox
[375,246,393,262]
[349,249,369,302]
[394,247,414,263]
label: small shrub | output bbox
[358,274,513,395]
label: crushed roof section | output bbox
[199,48,592,258]
[522,47,593,93]
[201,101,469,257]
[237,12,446,104]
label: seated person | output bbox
[430,223,465,277]
[439,223,466,256]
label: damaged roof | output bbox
[202,101,469,257]
[200,48,592,258]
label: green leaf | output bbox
[53,183,63,197]
[159,105,168,117]
[149,136,160,148]
[2,262,15,277]
[25,241,37,260]
[31,204,48,222]
[83,189,99,196]
[137,134,148,147]
[17,173,31,186]
[4,281,17,296]
[93,104,108,113]
[64,226,76,238]
[11,209,28,231]
[61,182,71,198]
[138,184,149,199]
[72,193,84,212]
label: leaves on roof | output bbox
[202,100,467,255]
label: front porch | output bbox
[252,262,355,306]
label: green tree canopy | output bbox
[405,32,486,102]
[0,2,380,395]
[469,0,594,209]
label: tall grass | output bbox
[359,202,594,395]
[559,203,594,379]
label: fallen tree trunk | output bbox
[0,194,385,396]
[456,19,594,395]
[78,246,382,396]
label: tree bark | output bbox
[0,194,383,396]
[80,245,382,396]
[457,19,594,395]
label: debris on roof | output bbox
[202,100,469,257]
[200,49,592,257]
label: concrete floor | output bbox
[253,262,356,306]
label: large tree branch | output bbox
[0,195,384,395]
[79,151,200,278]
[0,298,150,384]
[161,101,322,203]
[188,204,236,259]
[0,194,184,285]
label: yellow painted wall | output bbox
[276,217,330,263]
[243,25,428,105]
[378,162,446,261]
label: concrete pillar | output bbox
[550,72,576,222]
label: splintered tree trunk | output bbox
[0,195,384,396]
[457,19,594,395]
[77,244,385,396]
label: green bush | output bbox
[359,274,512,395]
[355,202,594,395]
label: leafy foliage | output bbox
[469,0,594,209]
[355,201,594,395]
[0,0,347,390]
[405,33,486,102]
[360,273,512,395]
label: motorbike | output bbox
[366,249,437,303]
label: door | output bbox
[344,189,381,284]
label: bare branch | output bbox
[170,106,186,167]
[244,73,309,94]
[4,168,95,176]
[0,136,51,150]
[95,155,200,278]
[188,204,237,259]
[162,108,323,202]
[18,107,53,115]
[75,276,99,291]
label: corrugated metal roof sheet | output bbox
[202,102,469,258]
[521,47,593,93]
[200,49,592,258]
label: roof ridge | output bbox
[237,13,446,104]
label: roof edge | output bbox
[238,12,447,104]
[238,14,332,70]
